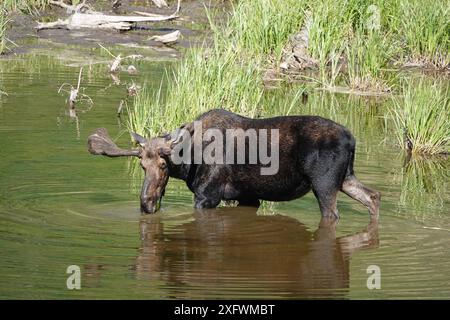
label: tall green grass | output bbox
[127,0,449,151]
[127,44,265,137]
[391,78,449,155]
[398,0,449,68]
[2,0,50,13]
[345,27,398,91]
[392,154,449,221]
[307,0,353,68]
[1,0,52,53]
[0,6,8,55]
[228,0,307,60]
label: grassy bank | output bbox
[127,0,309,136]
[0,7,8,55]
[392,154,449,220]
[127,0,448,157]
[399,0,449,69]
[391,78,449,155]
[2,0,50,13]
[1,0,52,54]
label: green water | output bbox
[0,54,449,299]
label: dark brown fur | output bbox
[87,109,381,218]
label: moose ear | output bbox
[169,122,194,146]
[132,132,148,147]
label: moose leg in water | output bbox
[307,148,350,219]
[192,167,226,209]
[341,175,381,218]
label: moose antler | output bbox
[88,128,140,157]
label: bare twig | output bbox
[76,67,83,91]
[152,0,168,8]
[110,55,122,73]
[49,0,94,14]
[135,0,181,17]
[58,67,93,107]
[117,99,126,116]
[98,43,116,59]
[98,44,143,73]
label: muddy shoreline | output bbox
[3,0,225,61]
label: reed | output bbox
[0,6,8,55]
[127,0,449,140]
[2,0,50,13]
[393,154,449,221]
[390,78,449,155]
[228,0,307,60]
[397,0,449,69]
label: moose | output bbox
[87,109,380,219]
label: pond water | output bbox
[0,54,449,299]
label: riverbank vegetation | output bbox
[0,7,8,55]
[1,0,446,156]
[127,0,448,156]
[1,0,50,54]
[391,79,449,155]
[2,0,50,13]
[392,154,449,220]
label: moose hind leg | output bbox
[312,188,340,220]
[310,163,345,220]
[341,175,380,218]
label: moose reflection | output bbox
[133,207,378,299]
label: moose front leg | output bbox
[194,193,222,209]
[193,183,224,210]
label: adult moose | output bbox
[87,109,380,219]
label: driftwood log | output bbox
[36,12,179,30]
[37,0,181,31]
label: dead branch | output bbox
[58,67,94,107]
[117,99,126,116]
[110,54,122,73]
[49,0,94,14]
[135,0,181,17]
[152,0,168,8]
[98,44,143,73]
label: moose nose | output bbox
[140,197,160,214]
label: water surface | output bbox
[0,55,449,299]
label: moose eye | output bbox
[159,162,167,169]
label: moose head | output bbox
[87,127,188,214]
